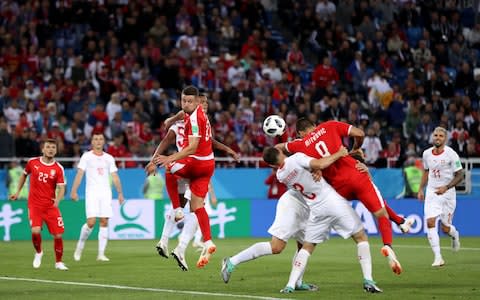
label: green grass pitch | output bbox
[1,237,479,299]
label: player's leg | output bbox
[46,207,68,270]
[351,230,382,293]
[171,203,199,271]
[282,242,315,293]
[439,193,460,252]
[75,196,97,261]
[425,191,444,266]
[29,207,44,268]
[290,241,318,291]
[165,169,182,210]
[97,217,110,261]
[384,203,415,233]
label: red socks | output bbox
[165,172,180,209]
[377,216,393,246]
[54,237,63,263]
[32,233,42,253]
[385,204,404,225]
[194,207,211,242]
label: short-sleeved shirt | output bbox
[24,157,65,208]
[285,120,360,189]
[183,105,213,160]
[169,120,186,152]
[422,146,463,190]
[77,151,117,197]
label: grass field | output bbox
[1,237,479,300]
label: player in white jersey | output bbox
[71,133,125,262]
[418,127,463,267]
[267,146,382,293]
[221,145,374,292]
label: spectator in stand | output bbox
[312,57,339,91]
[362,127,383,167]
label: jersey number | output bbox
[315,141,331,157]
[292,183,316,200]
[38,172,48,183]
[205,121,212,141]
[432,169,441,178]
[57,217,64,228]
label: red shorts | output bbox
[28,205,65,235]
[169,157,215,198]
[334,173,385,213]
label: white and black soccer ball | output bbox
[263,115,286,137]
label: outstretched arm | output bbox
[213,139,240,161]
[155,136,200,167]
[9,173,27,201]
[164,111,185,129]
[310,146,348,170]
[70,169,85,201]
[349,126,365,151]
[417,169,429,201]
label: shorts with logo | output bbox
[304,193,363,244]
[169,157,214,198]
[425,188,456,226]
[268,190,309,243]
[86,193,113,218]
[28,205,65,234]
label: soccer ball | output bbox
[263,115,286,137]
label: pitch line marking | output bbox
[0,276,292,300]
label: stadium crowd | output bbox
[0,0,479,168]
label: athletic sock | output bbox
[230,242,273,266]
[385,204,404,225]
[357,241,373,281]
[194,207,211,242]
[377,216,393,246]
[165,172,180,209]
[32,233,42,253]
[286,249,310,288]
[160,209,176,245]
[178,213,198,252]
[54,237,63,262]
[76,223,92,250]
[427,227,441,258]
[98,226,108,257]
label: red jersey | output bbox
[285,121,360,189]
[24,157,66,208]
[183,105,213,160]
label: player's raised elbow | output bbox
[349,127,365,138]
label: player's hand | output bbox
[118,193,125,205]
[338,146,349,157]
[164,111,185,129]
[350,148,365,162]
[145,161,157,176]
[9,193,18,201]
[53,198,60,207]
[310,169,323,182]
[435,186,448,195]
[355,161,369,173]
[417,190,425,201]
[228,150,240,162]
[154,155,173,168]
[211,196,218,208]
[70,191,79,202]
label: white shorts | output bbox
[184,189,213,214]
[86,195,113,219]
[304,193,363,244]
[268,190,309,243]
[424,188,456,226]
[178,178,189,194]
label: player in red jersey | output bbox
[9,139,68,270]
[155,85,216,268]
[278,118,414,275]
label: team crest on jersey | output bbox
[50,169,56,177]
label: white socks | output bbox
[230,242,273,266]
[286,249,310,288]
[427,227,441,258]
[178,213,199,253]
[357,241,373,281]
[160,209,176,245]
[448,225,458,238]
[76,224,92,250]
[98,227,108,257]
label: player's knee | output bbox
[440,224,450,234]
[31,227,41,234]
[99,218,109,227]
[53,234,62,239]
[86,219,96,228]
[270,239,286,254]
[352,229,368,243]
[426,218,436,228]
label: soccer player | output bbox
[147,92,238,270]
[9,139,68,270]
[70,133,125,262]
[154,85,217,268]
[278,118,412,275]
[265,147,382,293]
[418,127,462,267]
[221,145,350,292]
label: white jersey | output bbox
[169,121,186,152]
[77,150,118,198]
[276,153,338,206]
[422,146,462,190]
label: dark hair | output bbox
[43,138,57,146]
[296,118,315,133]
[263,147,280,165]
[182,85,199,97]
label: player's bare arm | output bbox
[212,139,240,161]
[208,183,217,208]
[111,172,125,205]
[310,146,349,170]
[164,111,185,129]
[54,184,65,207]
[310,169,323,182]
[417,169,429,201]
[70,169,85,201]
[274,143,288,153]
[349,126,366,152]
[435,169,464,195]
[146,129,176,176]
[9,173,27,201]
[155,135,200,168]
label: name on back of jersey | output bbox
[305,127,327,147]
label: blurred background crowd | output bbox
[0,0,480,169]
